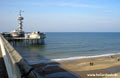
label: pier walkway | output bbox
[0,47,8,78]
[0,33,42,78]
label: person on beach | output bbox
[90,61,94,66]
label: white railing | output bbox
[0,34,21,78]
[0,34,42,78]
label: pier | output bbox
[1,10,46,46]
[7,37,45,46]
[0,33,42,78]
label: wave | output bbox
[52,53,120,61]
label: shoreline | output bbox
[30,52,120,64]
[52,52,120,62]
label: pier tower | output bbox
[17,10,24,32]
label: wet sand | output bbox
[32,54,120,78]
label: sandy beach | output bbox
[32,54,120,78]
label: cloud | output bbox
[28,1,102,8]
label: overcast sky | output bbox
[0,0,120,32]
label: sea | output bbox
[13,32,120,64]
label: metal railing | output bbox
[0,34,42,78]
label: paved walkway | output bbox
[0,47,8,78]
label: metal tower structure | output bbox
[17,10,24,32]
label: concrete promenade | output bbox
[0,47,8,78]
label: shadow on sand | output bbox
[32,60,79,78]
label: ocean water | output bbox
[13,32,120,64]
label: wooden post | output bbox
[32,39,34,45]
[26,39,30,46]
